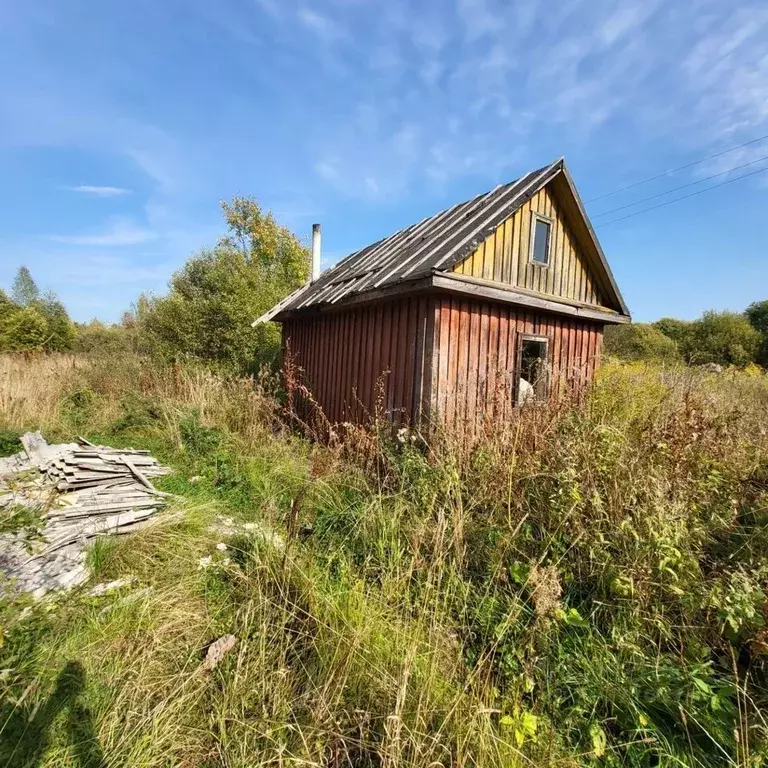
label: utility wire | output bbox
[585,132,768,203]
[595,164,768,228]
[591,153,768,218]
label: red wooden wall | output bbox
[428,295,603,428]
[282,295,432,426]
[282,293,603,428]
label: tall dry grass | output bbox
[0,354,83,429]
[0,352,283,447]
[0,353,767,767]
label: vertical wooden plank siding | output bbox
[282,296,433,426]
[428,296,605,428]
[451,181,605,308]
[283,294,606,430]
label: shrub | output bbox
[603,322,680,362]
[682,310,761,366]
[746,299,768,366]
[654,316,693,346]
[74,320,133,356]
[0,305,48,351]
[36,292,76,352]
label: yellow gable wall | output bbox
[451,182,605,307]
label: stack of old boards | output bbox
[0,431,171,599]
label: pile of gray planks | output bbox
[44,441,170,492]
[0,433,172,599]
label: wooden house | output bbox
[256,158,630,429]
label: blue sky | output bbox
[1,0,766,323]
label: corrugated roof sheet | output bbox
[256,157,629,323]
[258,160,556,319]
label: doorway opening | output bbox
[517,336,549,405]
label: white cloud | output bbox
[681,8,768,139]
[66,185,131,197]
[49,218,156,247]
[456,0,496,40]
[597,3,657,45]
[254,0,282,19]
[298,7,345,41]
[314,160,340,182]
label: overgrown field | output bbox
[1,353,767,767]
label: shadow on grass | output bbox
[0,661,108,768]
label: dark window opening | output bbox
[518,338,549,405]
[531,217,551,265]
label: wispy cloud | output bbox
[49,218,155,247]
[54,254,171,286]
[66,185,132,197]
[314,160,340,182]
[298,7,345,42]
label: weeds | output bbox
[0,353,766,766]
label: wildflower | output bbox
[216,542,227,552]
[197,555,212,570]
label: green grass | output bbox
[0,428,21,457]
[0,354,767,767]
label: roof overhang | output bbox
[549,163,630,317]
[266,272,629,325]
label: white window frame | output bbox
[529,212,552,268]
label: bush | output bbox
[603,322,680,362]
[653,316,693,347]
[682,310,761,366]
[0,305,48,351]
[74,320,134,356]
[746,300,768,366]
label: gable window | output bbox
[530,213,552,266]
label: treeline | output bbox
[0,267,135,356]
[0,198,309,373]
[604,306,768,368]
[0,267,76,353]
[3,195,766,374]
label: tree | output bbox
[136,198,309,373]
[0,306,48,351]
[11,266,40,307]
[1,270,75,353]
[38,291,76,352]
[653,317,693,348]
[0,289,14,311]
[683,310,760,367]
[745,300,768,366]
[603,323,680,362]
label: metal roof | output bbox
[256,157,629,323]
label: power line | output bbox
[595,164,768,228]
[591,153,768,218]
[585,132,768,203]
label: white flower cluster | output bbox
[197,543,231,570]
[396,427,418,445]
